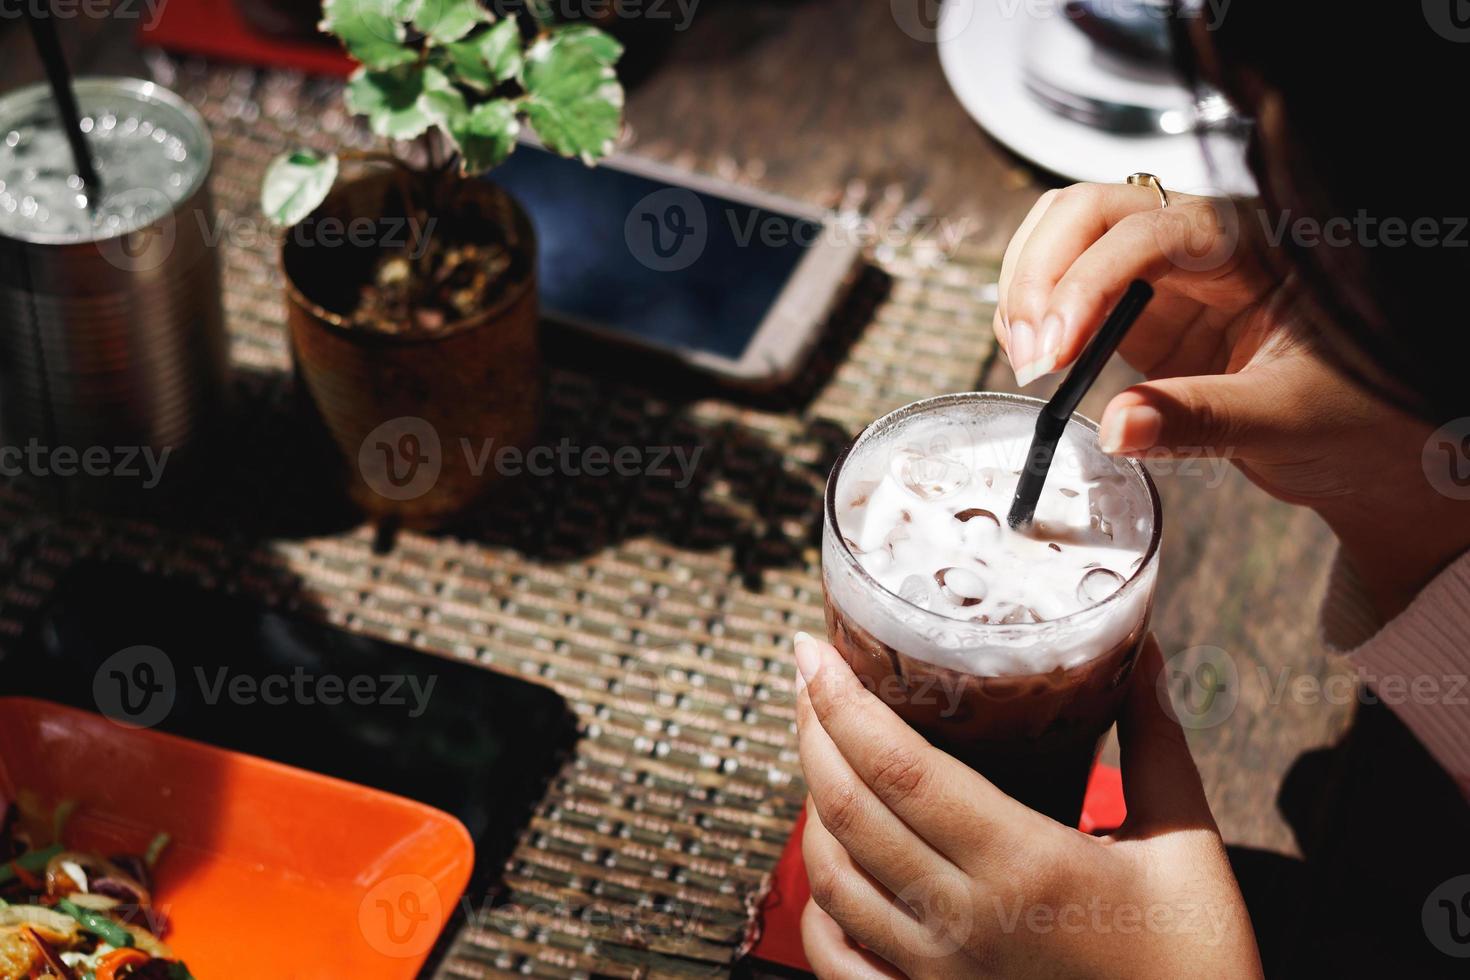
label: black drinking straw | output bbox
[25,1,102,196]
[1006,279,1154,528]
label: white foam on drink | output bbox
[845,433,1145,622]
[824,396,1158,676]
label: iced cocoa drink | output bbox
[821,393,1161,825]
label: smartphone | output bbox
[491,142,863,388]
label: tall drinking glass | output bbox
[821,392,1162,825]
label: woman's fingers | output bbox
[1100,375,1248,457]
[996,188,1060,355]
[1097,366,1300,459]
[1114,635,1216,835]
[1040,200,1251,377]
[798,682,952,894]
[800,899,907,980]
[1097,337,1367,467]
[1002,182,1168,385]
[801,802,946,973]
[793,633,1046,865]
[1112,637,1265,975]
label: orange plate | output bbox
[0,697,474,978]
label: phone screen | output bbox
[491,146,823,360]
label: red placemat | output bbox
[748,762,1127,973]
[141,0,354,76]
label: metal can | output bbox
[0,77,226,502]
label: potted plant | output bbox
[261,0,624,527]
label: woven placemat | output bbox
[0,55,999,978]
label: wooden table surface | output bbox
[5,3,1462,976]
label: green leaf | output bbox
[320,0,417,70]
[344,64,473,144]
[522,28,624,162]
[261,150,339,226]
[477,18,524,82]
[442,38,495,90]
[419,64,469,129]
[447,100,521,173]
[544,23,623,67]
[441,18,521,91]
[344,65,436,139]
[412,0,489,43]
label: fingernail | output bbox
[1099,406,1164,454]
[1008,321,1036,383]
[1013,349,1057,388]
[793,631,821,689]
[1039,312,1067,367]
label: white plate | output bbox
[936,0,1255,195]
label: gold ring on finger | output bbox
[1126,172,1169,208]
